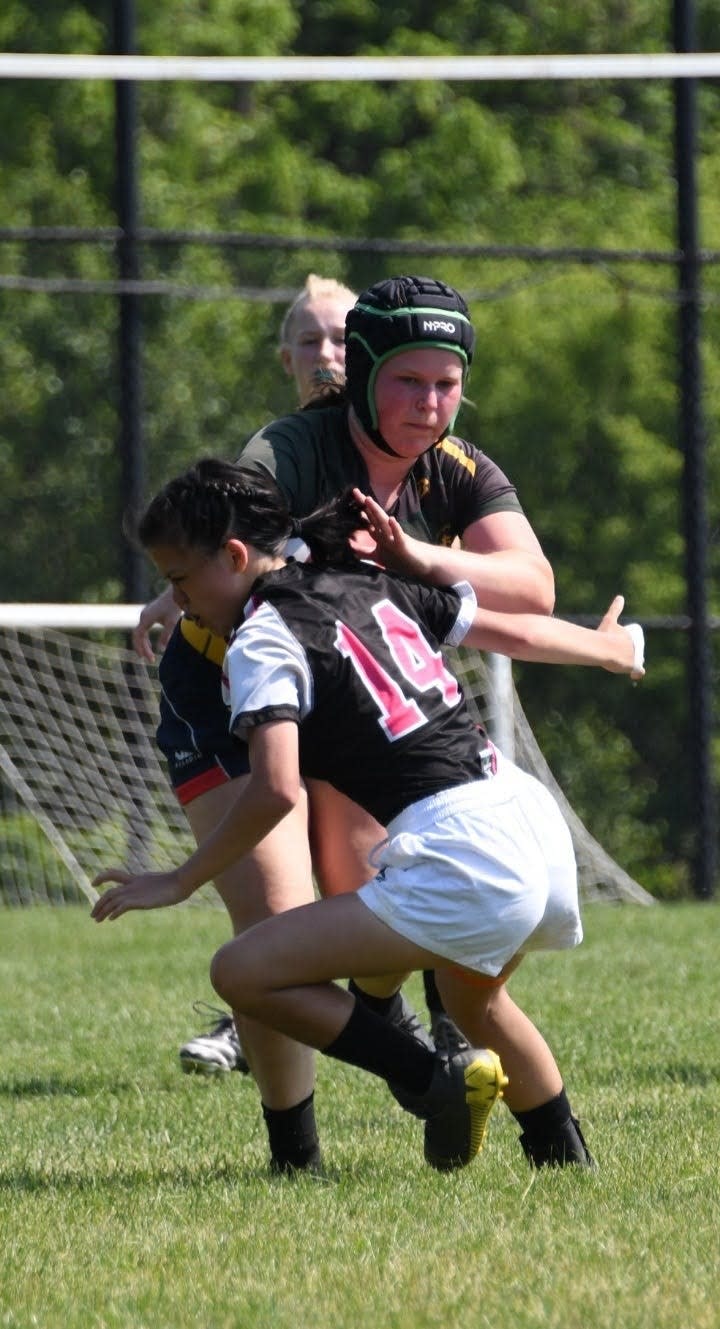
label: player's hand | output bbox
[597,595,645,679]
[132,586,181,663]
[90,868,191,921]
[353,489,432,579]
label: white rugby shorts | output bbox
[358,753,581,977]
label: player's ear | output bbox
[279,346,293,377]
[225,538,249,573]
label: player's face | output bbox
[281,296,351,406]
[150,542,245,637]
[373,348,464,458]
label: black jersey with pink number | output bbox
[222,559,486,825]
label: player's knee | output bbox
[209,940,234,1006]
[210,936,258,1011]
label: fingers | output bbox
[90,871,131,922]
[599,594,625,628]
[362,496,395,540]
[91,884,132,922]
[90,875,159,922]
[598,597,645,679]
[90,869,187,923]
[132,593,181,661]
[92,892,125,922]
[131,626,155,663]
[358,492,384,522]
[92,869,131,889]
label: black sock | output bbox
[512,1088,591,1167]
[325,997,436,1093]
[348,977,402,1020]
[422,970,445,1016]
[262,1092,322,1174]
[512,1087,573,1138]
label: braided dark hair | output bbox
[135,459,291,557]
[296,487,364,566]
[134,457,363,568]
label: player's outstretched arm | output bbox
[90,867,193,921]
[355,489,554,613]
[91,721,302,921]
[464,595,644,678]
[355,490,643,679]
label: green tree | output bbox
[0,0,718,894]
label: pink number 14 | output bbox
[334,599,460,740]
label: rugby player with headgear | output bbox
[96,457,643,1174]
[174,275,475,1083]
[132,275,595,1173]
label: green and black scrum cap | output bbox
[345,275,475,453]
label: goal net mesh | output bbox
[0,617,653,907]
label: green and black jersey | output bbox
[239,403,523,547]
[159,403,525,792]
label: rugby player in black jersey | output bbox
[131,276,565,1174]
[169,276,465,1094]
[96,461,644,1172]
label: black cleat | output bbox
[430,1010,471,1061]
[390,994,435,1052]
[390,1047,508,1172]
[520,1115,597,1169]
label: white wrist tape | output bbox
[625,623,645,673]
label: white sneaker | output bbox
[179,1004,249,1075]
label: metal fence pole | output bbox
[113,0,152,868]
[113,0,147,605]
[674,0,717,897]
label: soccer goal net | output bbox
[0,608,194,906]
[0,606,653,907]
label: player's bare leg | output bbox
[211,892,441,1037]
[185,778,316,1110]
[306,779,409,995]
[434,961,561,1109]
[308,779,471,1052]
[210,894,507,1172]
[436,963,594,1167]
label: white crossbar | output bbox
[0,52,719,82]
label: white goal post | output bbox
[0,52,719,82]
[0,604,653,908]
[0,604,144,629]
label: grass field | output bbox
[1,899,719,1329]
